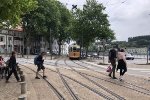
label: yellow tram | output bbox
[68,44,80,59]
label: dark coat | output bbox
[9,56,17,69]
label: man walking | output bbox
[35,52,46,79]
[6,51,20,82]
[108,47,117,79]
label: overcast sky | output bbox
[59,0,150,41]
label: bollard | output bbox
[20,82,27,94]
[18,94,27,100]
[20,75,25,82]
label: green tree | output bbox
[55,1,72,55]
[72,0,115,51]
[0,0,37,27]
[22,0,60,55]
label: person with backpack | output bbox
[35,52,46,79]
[108,47,117,79]
[6,51,20,83]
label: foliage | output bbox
[22,0,60,39]
[0,0,37,27]
[71,0,115,49]
[22,0,72,55]
[128,35,150,47]
[55,1,72,54]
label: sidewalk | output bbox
[0,77,20,100]
[0,65,57,100]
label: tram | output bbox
[68,44,80,59]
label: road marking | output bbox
[140,71,150,73]
[128,68,150,71]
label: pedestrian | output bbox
[0,56,5,78]
[117,49,127,81]
[108,47,117,79]
[6,51,20,83]
[35,52,46,79]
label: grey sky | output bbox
[59,0,150,41]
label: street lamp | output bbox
[49,28,52,60]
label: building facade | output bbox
[0,29,23,54]
[0,29,69,55]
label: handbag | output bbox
[106,65,112,72]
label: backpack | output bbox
[5,59,10,66]
[34,55,39,65]
[109,49,116,60]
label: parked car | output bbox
[125,53,134,60]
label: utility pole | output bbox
[49,28,52,60]
[5,33,8,56]
[147,46,150,64]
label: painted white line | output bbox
[127,73,149,78]
[85,61,150,72]
[128,68,150,71]
[140,71,150,73]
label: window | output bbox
[8,37,12,41]
[0,36,4,42]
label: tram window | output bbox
[76,48,80,52]
[69,47,72,52]
[73,47,80,52]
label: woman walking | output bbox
[6,51,20,83]
[117,49,127,81]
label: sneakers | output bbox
[119,76,123,81]
[17,80,21,82]
[112,77,117,79]
[35,76,40,79]
[43,76,47,78]
[108,74,111,77]
[6,80,10,83]
[35,76,47,79]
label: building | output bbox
[0,29,70,55]
[0,29,23,54]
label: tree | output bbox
[22,0,71,56]
[55,1,72,55]
[0,0,37,27]
[23,0,60,55]
[72,0,115,51]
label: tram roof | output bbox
[69,44,80,48]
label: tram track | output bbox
[71,60,150,96]
[64,59,126,100]
[78,60,150,92]
[18,63,65,100]
[22,60,115,100]
[19,58,150,99]
[55,59,80,100]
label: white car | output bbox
[125,53,134,60]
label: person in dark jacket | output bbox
[108,47,117,79]
[6,51,20,83]
[35,52,46,79]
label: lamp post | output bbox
[102,39,105,64]
[147,45,150,64]
[49,28,52,60]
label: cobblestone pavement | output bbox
[1,57,150,100]
[0,77,20,100]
